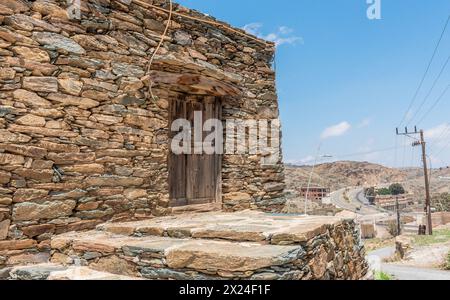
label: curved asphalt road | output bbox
[330,187,387,216]
[368,247,450,280]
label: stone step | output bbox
[6,263,141,280]
[45,211,369,280]
[50,230,307,280]
[97,210,344,245]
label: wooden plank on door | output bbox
[169,97,187,206]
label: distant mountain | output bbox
[401,166,450,203]
[285,161,407,192]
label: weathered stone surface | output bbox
[22,77,58,93]
[12,46,50,63]
[58,78,83,96]
[123,189,147,200]
[0,67,16,80]
[0,219,10,240]
[0,197,12,205]
[72,35,108,51]
[49,212,368,280]
[13,168,53,182]
[8,124,78,138]
[47,93,99,109]
[8,264,66,280]
[174,31,192,46]
[37,141,80,153]
[0,239,36,251]
[85,176,144,187]
[32,32,85,54]
[0,144,47,158]
[31,0,69,19]
[22,224,56,238]
[1,0,29,14]
[13,89,52,108]
[0,153,25,165]
[224,192,252,202]
[32,160,54,170]
[90,255,138,277]
[119,77,144,92]
[4,56,57,76]
[7,252,50,266]
[96,149,149,158]
[48,266,141,280]
[112,62,145,77]
[0,129,31,143]
[13,189,48,203]
[166,241,300,272]
[61,164,105,174]
[144,18,166,32]
[15,114,46,127]
[89,114,123,125]
[0,4,14,16]
[47,152,95,164]
[12,200,77,221]
[0,170,11,184]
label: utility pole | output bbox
[396,196,401,236]
[396,127,433,235]
[304,143,322,216]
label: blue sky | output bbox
[177,0,450,168]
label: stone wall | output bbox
[45,217,368,280]
[431,212,450,227]
[0,0,286,265]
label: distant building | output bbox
[374,194,414,211]
[299,187,331,203]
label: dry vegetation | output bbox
[285,161,407,192]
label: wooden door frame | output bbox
[168,95,223,209]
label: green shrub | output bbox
[389,183,406,196]
[377,188,391,196]
[374,271,393,280]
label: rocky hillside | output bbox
[402,167,450,203]
[285,161,407,192]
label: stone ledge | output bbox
[47,211,368,280]
[51,231,303,273]
[6,263,142,280]
[98,210,345,245]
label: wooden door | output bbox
[169,95,222,207]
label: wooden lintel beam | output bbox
[149,71,241,97]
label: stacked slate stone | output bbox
[0,0,285,268]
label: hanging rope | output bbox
[146,0,173,101]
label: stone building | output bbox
[0,0,369,280]
[299,187,331,203]
[0,0,285,257]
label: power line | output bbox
[407,54,450,126]
[332,145,410,160]
[398,15,450,127]
[428,123,450,150]
[435,139,450,158]
[431,128,450,157]
[416,83,450,125]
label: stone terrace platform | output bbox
[3,211,368,280]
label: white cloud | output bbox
[242,23,263,36]
[243,23,303,46]
[296,155,315,165]
[321,122,351,140]
[425,123,450,146]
